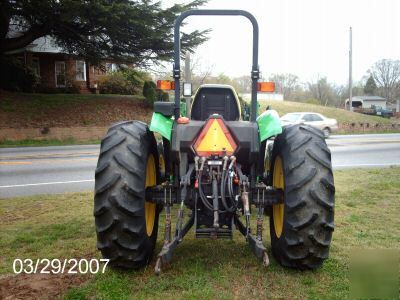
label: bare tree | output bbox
[233,75,251,93]
[268,73,299,100]
[332,84,346,108]
[307,76,335,106]
[189,55,214,89]
[369,59,400,102]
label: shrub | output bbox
[159,90,169,101]
[143,81,157,106]
[98,72,135,95]
[98,69,149,95]
[121,69,150,94]
[36,74,80,94]
[0,56,40,92]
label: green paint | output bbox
[180,101,187,117]
[257,110,282,141]
[149,112,173,141]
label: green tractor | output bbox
[94,10,335,274]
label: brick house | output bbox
[9,36,119,93]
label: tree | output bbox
[369,59,400,102]
[233,75,251,93]
[189,54,214,89]
[268,73,299,100]
[0,0,208,65]
[307,76,335,106]
[364,75,377,95]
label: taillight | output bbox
[193,117,237,156]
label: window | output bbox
[302,114,323,122]
[302,114,314,122]
[106,63,118,73]
[281,113,301,122]
[310,114,323,121]
[31,58,40,76]
[55,61,66,87]
[76,60,86,81]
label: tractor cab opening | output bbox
[190,84,241,121]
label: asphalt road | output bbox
[1,133,399,198]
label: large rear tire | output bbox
[94,121,160,268]
[269,124,335,270]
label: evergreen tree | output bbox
[364,75,377,95]
[0,0,208,65]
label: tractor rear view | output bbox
[94,10,335,274]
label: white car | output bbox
[280,112,338,138]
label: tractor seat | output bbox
[190,84,241,121]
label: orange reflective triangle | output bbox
[194,119,237,156]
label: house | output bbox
[345,96,387,110]
[6,36,120,93]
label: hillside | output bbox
[258,99,394,125]
[0,92,152,128]
[0,92,398,130]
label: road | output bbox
[1,133,399,198]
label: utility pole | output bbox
[184,51,191,117]
[349,27,353,111]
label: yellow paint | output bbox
[0,158,96,165]
[272,156,284,238]
[145,154,157,237]
[0,152,98,160]
[196,120,234,153]
[0,161,32,165]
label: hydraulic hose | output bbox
[198,168,229,213]
[221,167,237,212]
[220,169,232,211]
[198,169,214,211]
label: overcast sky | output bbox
[161,0,400,85]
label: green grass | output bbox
[1,167,399,298]
[257,100,395,125]
[1,92,395,127]
[0,93,144,111]
[0,138,101,148]
[0,93,145,122]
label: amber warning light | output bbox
[257,82,275,92]
[157,80,175,90]
[193,118,237,156]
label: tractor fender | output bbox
[256,109,282,142]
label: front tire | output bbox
[269,124,335,270]
[94,121,160,268]
[322,127,330,139]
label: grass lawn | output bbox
[0,138,101,148]
[0,93,398,148]
[257,100,396,125]
[0,92,151,129]
[0,93,144,112]
[0,167,399,299]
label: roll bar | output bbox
[173,10,260,121]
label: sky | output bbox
[160,0,400,85]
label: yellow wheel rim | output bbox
[145,154,157,237]
[272,156,284,238]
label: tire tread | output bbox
[269,124,335,270]
[94,121,159,269]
